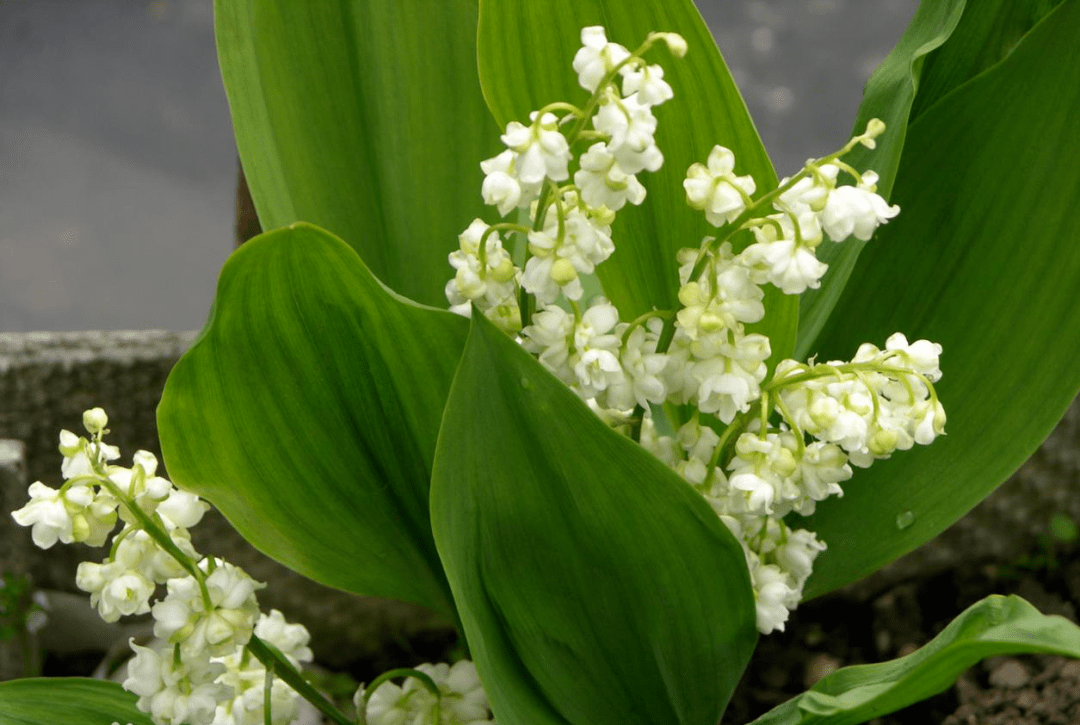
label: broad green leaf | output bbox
[798,0,1067,358]
[477,0,796,365]
[216,0,497,307]
[796,0,966,357]
[800,0,1080,598]
[749,595,1080,725]
[430,311,756,725]
[0,678,153,725]
[908,0,1064,120]
[159,223,468,612]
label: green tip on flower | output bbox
[649,31,688,58]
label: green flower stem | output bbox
[357,668,442,725]
[620,309,676,347]
[773,393,806,456]
[763,361,934,394]
[92,467,211,610]
[477,222,530,271]
[704,408,754,488]
[263,668,274,725]
[246,634,353,725]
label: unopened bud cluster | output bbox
[449,27,944,634]
[11,409,313,725]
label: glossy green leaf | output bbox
[795,0,966,357]
[908,0,1064,120]
[430,311,757,725]
[477,0,796,365]
[798,0,1067,358]
[0,678,153,725]
[159,223,468,612]
[800,0,1080,598]
[750,595,1080,725]
[216,0,497,307]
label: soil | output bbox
[722,545,1080,725]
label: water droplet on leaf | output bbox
[895,510,916,530]
[520,377,532,390]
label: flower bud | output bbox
[550,258,578,285]
[649,31,688,58]
[83,408,108,435]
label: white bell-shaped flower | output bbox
[684,145,757,226]
[620,62,673,106]
[575,142,647,211]
[572,26,631,92]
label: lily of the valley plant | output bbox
[6,2,1080,725]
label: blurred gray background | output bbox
[0,0,918,332]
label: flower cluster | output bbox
[354,660,495,725]
[10,409,313,725]
[446,26,687,333]
[449,27,944,636]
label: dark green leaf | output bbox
[216,0,497,306]
[750,595,1080,725]
[478,0,796,365]
[800,0,1080,598]
[796,0,967,357]
[159,223,468,612]
[430,311,757,725]
[0,678,154,725]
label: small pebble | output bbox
[989,659,1030,688]
[1061,659,1080,680]
[897,642,919,657]
[804,653,842,688]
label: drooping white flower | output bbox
[572,300,626,399]
[446,219,521,331]
[11,482,72,549]
[479,149,540,216]
[593,90,663,174]
[253,610,313,667]
[522,195,614,304]
[521,305,575,384]
[819,180,899,242]
[572,26,631,92]
[684,145,757,226]
[77,558,155,622]
[726,432,799,515]
[574,142,647,211]
[602,319,668,410]
[884,332,943,382]
[748,553,800,634]
[12,480,117,549]
[152,560,263,659]
[691,335,771,424]
[620,62,673,106]
[501,112,571,185]
[739,211,828,295]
